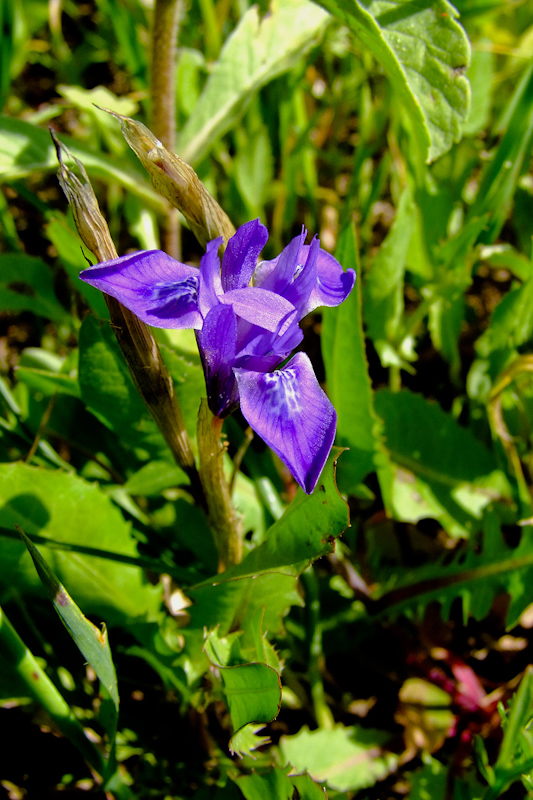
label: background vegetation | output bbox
[2,0,533,798]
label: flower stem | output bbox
[197,399,242,571]
[151,0,182,259]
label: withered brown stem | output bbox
[52,132,205,508]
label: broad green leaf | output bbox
[322,224,382,492]
[280,724,399,792]
[235,767,327,799]
[0,115,165,213]
[18,530,119,712]
[0,463,161,626]
[375,389,512,537]
[0,253,71,324]
[78,315,168,458]
[178,0,330,165]
[205,629,281,733]
[373,512,533,628]
[315,0,471,162]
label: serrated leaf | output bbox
[229,724,271,758]
[179,0,329,165]
[280,724,399,792]
[0,463,161,626]
[199,450,348,584]
[322,224,381,492]
[375,389,512,537]
[235,766,327,799]
[315,0,471,162]
[374,513,533,628]
[205,628,281,732]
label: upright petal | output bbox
[302,249,356,315]
[234,352,336,494]
[221,219,268,292]
[198,236,223,317]
[80,250,202,329]
[197,304,239,417]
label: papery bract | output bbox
[80,219,355,493]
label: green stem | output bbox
[151,0,182,259]
[197,399,242,571]
[0,605,106,775]
[301,568,334,729]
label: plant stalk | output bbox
[151,0,182,259]
[197,399,242,571]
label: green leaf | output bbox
[374,513,533,628]
[279,724,399,792]
[17,529,119,712]
[235,767,327,800]
[0,115,165,213]
[0,462,161,626]
[463,42,494,136]
[45,214,109,318]
[201,450,349,584]
[205,629,281,733]
[78,315,168,458]
[314,0,471,162]
[364,186,416,351]
[467,61,533,243]
[322,224,382,492]
[0,253,71,324]
[178,0,329,165]
[476,272,533,358]
[229,724,271,759]
[375,389,512,537]
[124,461,187,496]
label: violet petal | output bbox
[197,304,239,417]
[80,250,202,329]
[234,352,336,493]
[221,219,268,292]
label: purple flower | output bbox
[80,220,355,493]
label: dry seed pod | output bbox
[102,110,235,249]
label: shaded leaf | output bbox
[0,253,71,324]
[375,389,512,537]
[0,462,161,626]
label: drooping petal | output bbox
[234,352,336,494]
[197,304,239,417]
[220,287,297,334]
[302,249,356,315]
[221,219,268,292]
[80,250,202,329]
[198,236,223,317]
